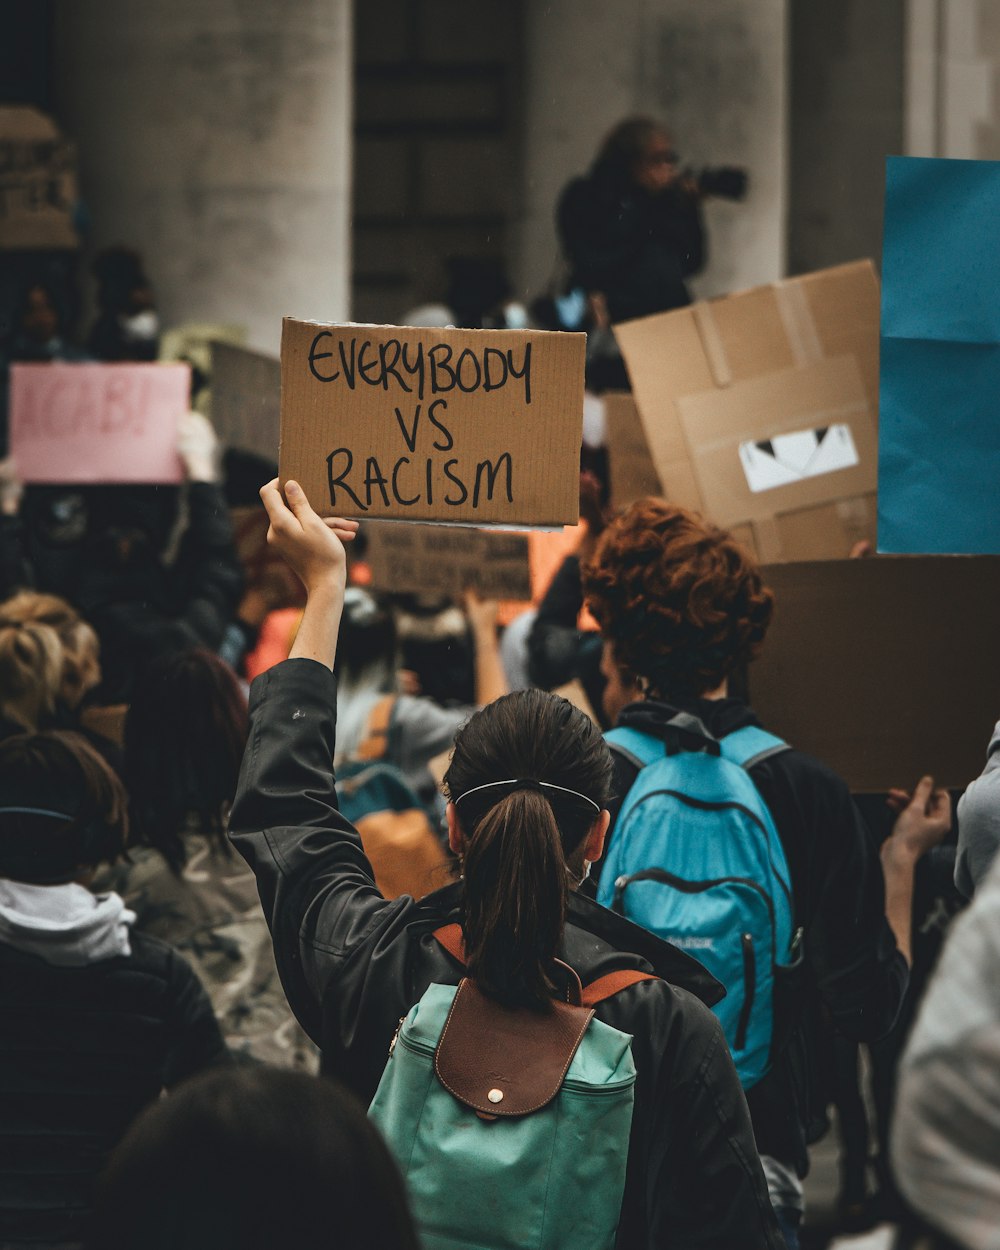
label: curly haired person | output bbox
[583,499,950,1248]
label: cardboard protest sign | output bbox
[364,521,531,600]
[0,107,78,250]
[211,341,280,461]
[603,391,662,507]
[279,319,586,526]
[879,157,1000,554]
[614,261,879,562]
[9,363,189,484]
[748,556,1000,792]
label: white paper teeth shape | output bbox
[738,423,860,494]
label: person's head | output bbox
[0,615,64,732]
[87,1067,421,1250]
[0,591,101,710]
[593,116,678,194]
[124,649,248,871]
[443,689,613,1010]
[0,730,128,883]
[583,498,774,704]
[17,281,61,344]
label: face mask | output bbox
[119,310,160,342]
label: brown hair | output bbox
[582,498,774,700]
[593,115,670,185]
[443,689,612,1010]
[0,591,101,710]
[0,616,63,730]
[0,730,128,880]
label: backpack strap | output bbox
[718,724,790,772]
[604,726,665,772]
[355,695,397,762]
[433,926,657,1006]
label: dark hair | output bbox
[583,498,774,699]
[87,1067,421,1250]
[334,589,397,688]
[592,115,670,186]
[443,689,612,1010]
[0,730,128,882]
[124,649,248,873]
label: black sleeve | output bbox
[557,178,646,294]
[170,482,244,650]
[162,947,231,1087]
[0,514,33,600]
[228,658,418,1038]
[654,186,706,278]
[527,555,605,710]
[752,752,909,1043]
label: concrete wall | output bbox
[53,0,352,354]
[906,0,1000,159]
[788,2,905,275]
[516,0,787,305]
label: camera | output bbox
[689,166,749,201]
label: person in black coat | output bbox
[0,730,227,1247]
[558,116,706,329]
[227,479,783,1250]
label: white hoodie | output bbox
[0,879,135,966]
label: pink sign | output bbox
[9,363,190,484]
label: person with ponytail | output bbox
[0,614,63,739]
[228,479,782,1249]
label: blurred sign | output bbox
[212,341,280,461]
[364,521,531,600]
[0,106,78,250]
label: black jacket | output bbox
[558,173,705,324]
[0,930,227,1244]
[229,659,782,1249]
[605,698,909,1173]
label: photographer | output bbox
[557,117,744,389]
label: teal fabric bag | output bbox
[369,981,637,1250]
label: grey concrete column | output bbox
[54,0,353,352]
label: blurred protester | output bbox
[3,280,88,365]
[892,846,1000,1250]
[1,591,101,718]
[87,1067,421,1250]
[87,246,160,363]
[332,586,505,814]
[99,648,314,1068]
[582,498,951,1247]
[74,411,243,703]
[559,117,706,327]
[0,615,63,740]
[0,730,226,1247]
[227,480,782,1248]
[954,716,1000,896]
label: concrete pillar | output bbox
[53,0,352,354]
[516,0,787,304]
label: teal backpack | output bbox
[369,925,651,1250]
[598,714,798,1090]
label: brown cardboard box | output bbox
[0,107,78,250]
[211,341,280,461]
[748,556,1000,792]
[363,521,531,600]
[614,261,880,562]
[279,318,586,527]
[603,391,662,507]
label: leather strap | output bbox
[355,695,396,762]
[433,925,657,1005]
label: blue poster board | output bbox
[879,155,1000,554]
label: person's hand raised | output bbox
[886,775,952,860]
[259,478,358,596]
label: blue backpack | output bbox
[598,714,796,1090]
[369,926,651,1250]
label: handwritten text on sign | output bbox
[9,362,189,484]
[278,319,585,527]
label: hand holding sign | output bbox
[260,478,359,595]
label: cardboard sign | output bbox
[748,556,1000,792]
[9,363,189,484]
[604,391,662,507]
[614,261,880,563]
[364,521,531,600]
[879,156,1000,554]
[0,106,78,250]
[211,341,280,461]
[279,318,586,526]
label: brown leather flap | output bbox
[435,978,594,1118]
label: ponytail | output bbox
[0,619,63,731]
[461,788,569,1011]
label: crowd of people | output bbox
[0,115,996,1250]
